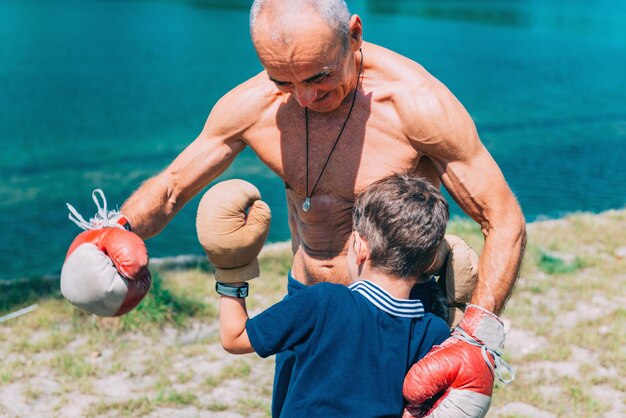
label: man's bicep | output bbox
[404,83,520,227]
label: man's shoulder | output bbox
[366,43,472,146]
[364,42,435,92]
[216,71,281,112]
[364,42,455,121]
[203,71,285,137]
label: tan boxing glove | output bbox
[427,234,479,328]
[196,179,271,283]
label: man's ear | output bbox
[348,15,363,51]
[424,251,440,275]
[353,230,369,265]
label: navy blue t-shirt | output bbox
[246,280,450,417]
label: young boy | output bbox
[218,173,450,417]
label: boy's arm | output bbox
[219,290,254,354]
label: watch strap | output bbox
[215,282,249,298]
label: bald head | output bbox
[250,0,351,48]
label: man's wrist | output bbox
[457,304,506,351]
[116,215,132,231]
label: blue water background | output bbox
[1,0,625,279]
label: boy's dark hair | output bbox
[352,173,449,278]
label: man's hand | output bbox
[61,190,151,317]
[402,305,514,417]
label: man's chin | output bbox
[307,94,342,113]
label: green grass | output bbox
[236,396,270,416]
[207,402,230,411]
[86,397,155,417]
[536,250,586,274]
[120,272,213,331]
[218,359,252,380]
[50,352,95,381]
[0,276,61,314]
[155,390,198,407]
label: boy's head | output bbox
[349,173,449,281]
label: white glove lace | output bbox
[66,189,125,231]
[453,327,515,384]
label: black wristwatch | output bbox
[215,282,249,298]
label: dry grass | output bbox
[0,211,624,417]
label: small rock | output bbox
[497,402,557,418]
[615,246,626,258]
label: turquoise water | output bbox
[1,0,625,280]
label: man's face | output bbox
[253,18,357,113]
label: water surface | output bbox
[1,0,625,279]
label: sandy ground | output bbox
[1,212,625,417]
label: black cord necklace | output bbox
[303,48,364,212]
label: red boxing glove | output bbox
[402,305,514,418]
[61,190,151,316]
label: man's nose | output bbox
[294,85,317,107]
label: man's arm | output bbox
[401,79,523,417]
[403,80,526,315]
[219,293,254,354]
[120,78,269,239]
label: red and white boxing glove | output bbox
[61,189,151,317]
[402,305,514,418]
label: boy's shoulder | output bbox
[417,312,451,340]
[301,281,353,301]
[298,282,363,317]
[421,312,450,329]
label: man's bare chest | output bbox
[248,104,422,199]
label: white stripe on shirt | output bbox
[349,280,424,318]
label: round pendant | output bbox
[303,197,311,212]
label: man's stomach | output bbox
[285,189,355,285]
[291,246,352,286]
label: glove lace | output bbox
[453,327,515,384]
[66,189,125,231]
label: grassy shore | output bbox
[1,210,625,417]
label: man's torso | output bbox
[236,42,443,284]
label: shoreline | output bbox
[1,208,625,285]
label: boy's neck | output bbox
[358,266,417,299]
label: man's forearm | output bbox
[120,173,184,239]
[471,213,526,315]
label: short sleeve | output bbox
[414,314,451,361]
[246,283,334,358]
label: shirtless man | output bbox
[66,0,525,415]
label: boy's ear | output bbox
[353,231,369,265]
